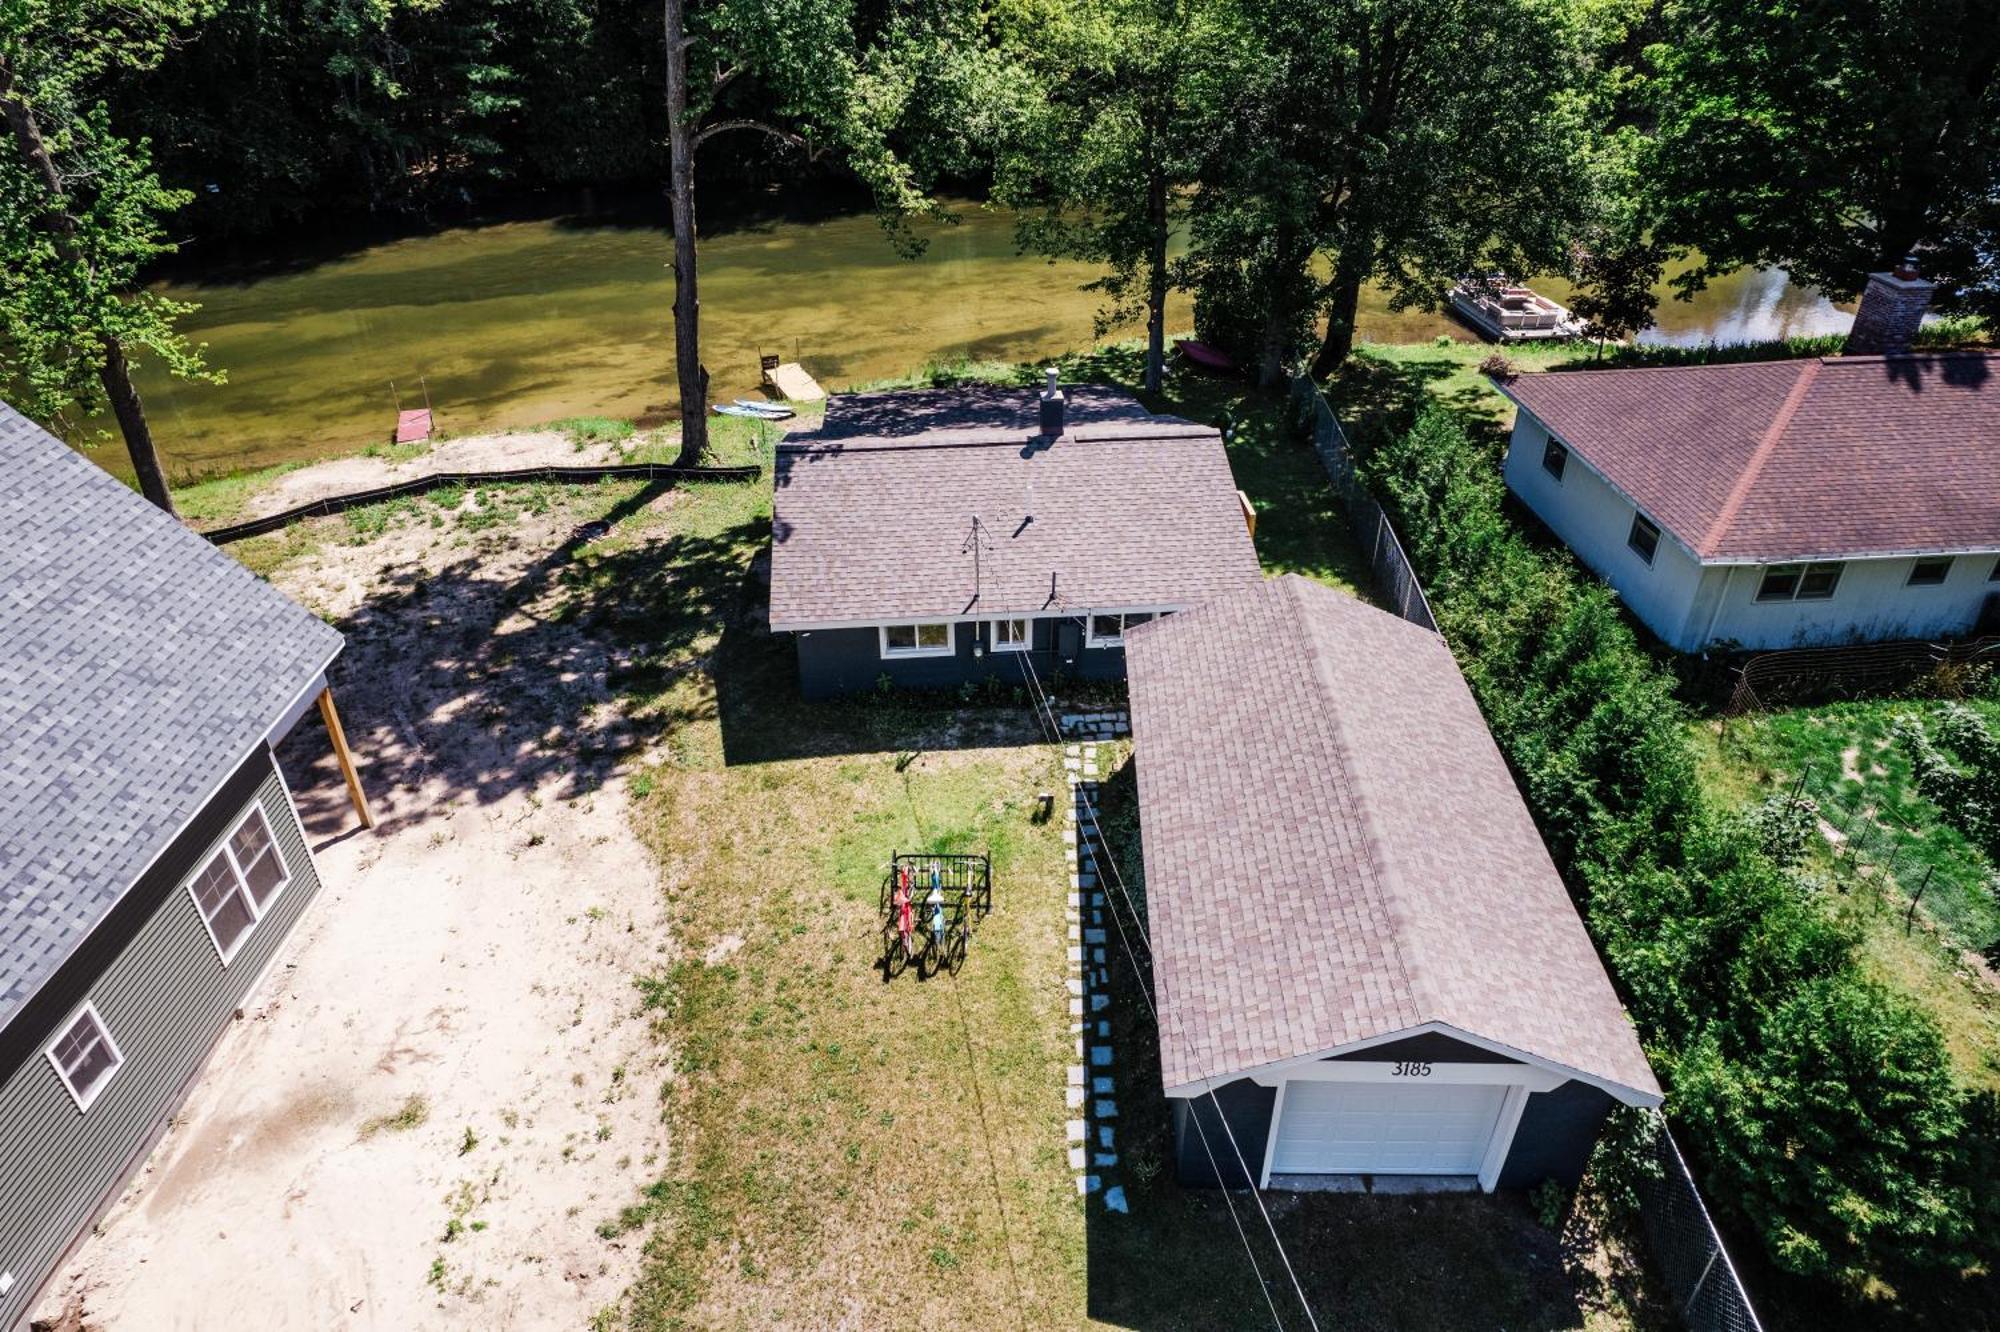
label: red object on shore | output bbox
[1174,338,1237,372]
[394,408,434,444]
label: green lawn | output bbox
[589,350,1647,1329]
[1696,697,2000,1092]
[211,349,1651,1329]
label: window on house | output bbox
[1626,514,1660,566]
[1540,438,1568,481]
[1087,612,1154,648]
[989,618,1031,652]
[1796,563,1844,600]
[1757,562,1845,602]
[1908,557,1953,586]
[1990,556,2000,582]
[188,806,291,963]
[879,622,953,658]
[47,1003,123,1111]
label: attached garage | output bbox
[1124,577,1662,1193]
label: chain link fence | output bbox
[1286,374,1766,1332]
[1636,1116,1766,1332]
[1289,376,1438,632]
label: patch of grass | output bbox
[344,494,422,541]
[171,461,305,525]
[1704,697,2000,955]
[551,416,637,447]
[361,1093,430,1137]
[362,437,432,465]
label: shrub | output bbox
[1743,790,1821,867]
[1357,405,1987,1295]
[1672,973,1974,1288]
[1894,706,2000,862]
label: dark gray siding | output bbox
[0,751,323,1329]
[1327,1032,1519,1065]
[1171,1078,1276,1188]
[794,615,1132,699]
[1497,1078,1614,1191]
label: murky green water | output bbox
[121,206,1850,480]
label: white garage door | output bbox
[1270,1081,1509,1176]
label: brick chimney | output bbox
[1038,366,1065,438]
[1843,257,1934,356]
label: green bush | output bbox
[1673,973,1974,1287]
[1895,706,2000,863]
[1357,405,1987,1298]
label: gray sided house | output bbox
[1124,577,1660,1193]
[768,378,1262,698]
[0,404,351,1327]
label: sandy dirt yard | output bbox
[238,428,642,522]
[38,493,677,1330]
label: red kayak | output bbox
[1174,338,1238,373]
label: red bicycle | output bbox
[882,865,920,976]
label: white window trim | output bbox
[877,621,955,660]
[1085,611,1153,649]
[1627,513,1660,567]
[1907,556,1954,587]
[987,617,1031,653]
[186,802,293,966]
[1755,560,1845,604]
[45,1000,125,1113]
[1540,437,1568,482]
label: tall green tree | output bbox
[1179,0,1608,382]
[662,0,1003,464]
[0,0,217,513]
[992,0,1213,393]
[1647,0,2000,315]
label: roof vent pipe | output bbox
[1038,367,1065,439]
[1844,256,1934,356]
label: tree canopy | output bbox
[1647,0,2000,314]
[0,0,218,510]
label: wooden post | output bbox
[317,687,375,829]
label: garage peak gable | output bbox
[1166,1021,1663,1109]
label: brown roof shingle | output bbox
[1124,576,1660,1101]
[769,386,1263,627]
[1499,352,2000,561]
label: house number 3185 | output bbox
[1391,1061,1433,1077]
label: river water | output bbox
[122,205,1853,480]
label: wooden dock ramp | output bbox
[764,362,825,402]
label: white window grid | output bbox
[186,803,292,965]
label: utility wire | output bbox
[1015,645,1320,1332]
[1010,649,1285,1332]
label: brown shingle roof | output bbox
[769,386,1262,628]
[1498,352,2000,561]
[1124,576,1660,1101]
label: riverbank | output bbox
[91,204,1867,485]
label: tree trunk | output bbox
[97,341,174,511]
[0,58,178,515]
[1256,223,1308,389]
[1143,166,1168,394]
[1309,232,1374,380]
[664,0,708,468]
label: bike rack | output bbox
[881,852,992,977]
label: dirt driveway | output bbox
[39,494,677,1330]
